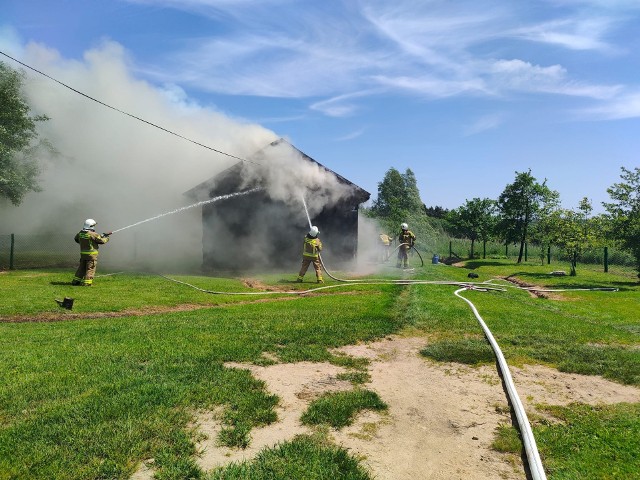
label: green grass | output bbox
[420,337,496,365]
[536,403,640,479]
[300,389,387,429]
[1,261,639,479]
[493,403,640,479]
[406,260,640,385]
[0,270,400,479]
[207,434,371,480]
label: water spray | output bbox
[110,187,263,234]
[300,194,312,229]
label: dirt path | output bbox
[132,336,640,480]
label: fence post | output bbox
[604,246,608,273]
[449,241,452,259]
[483,240,486,259]
[547,246,551,265]
[9,233,15,270]
[525,243,528,262]
[505,243,508,257]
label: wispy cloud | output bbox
[487,59,621,99]
[579,90,640,119]
[124,0,639,118]
[511,17,619,52]
[310,90,379,117]
[334,128,366,141]
[464,112,507,136]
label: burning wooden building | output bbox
[184,139,370,272]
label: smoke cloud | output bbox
[243,140,355,217]
[1,38,371,274]
[0,39,278,271]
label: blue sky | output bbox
[2,0,640,213]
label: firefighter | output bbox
[297,225,323,283]
[72,218,111,286]
[396,222,416,268]
[379,232,392,262]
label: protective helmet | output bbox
[308,226,319,238]
[83,218,97,230]
[401,222,408,230]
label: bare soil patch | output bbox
[503,275,565,300]
[132,336,640,479]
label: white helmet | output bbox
[401,222,408,230]
[83,218,97,230]
[308,225,319,237]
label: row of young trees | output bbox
[446,168,640,277]
[367,167,640,278]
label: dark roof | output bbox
[184,138,370,203]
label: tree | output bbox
[423,205,449,219]
[366,167,435,250]
[370,167,424,228]
[497,170,558,263]
[447,198,496,259]
[529,192,563,265]
[603,166,640,279]
[0,61,49,206]
[549,198,595,276]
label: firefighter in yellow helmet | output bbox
[72,218,111,286]
[296,226,324,283]
[396,222,416,268]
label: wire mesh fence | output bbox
[415,235,635,267]
[0,234,79,270]
[0,233,635,271]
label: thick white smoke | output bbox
[242,140,355,218]
[0,40,278,271]
[0,38,372,274]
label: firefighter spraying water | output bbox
[296,225,324,284]
[72,218,112,286]
[70,188,262,285]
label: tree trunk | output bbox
[570,252,577,276]
[517,237,525,263]
[470,239,475,259]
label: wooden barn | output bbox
[184,139,370,272]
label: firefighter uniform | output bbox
[397,228,416,268]
[72,230,110,286]
[297,234,323,283]
[379,233,392,261]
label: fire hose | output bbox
[152,269,622,479]
[455,285,547,480]
[388,242,424,267]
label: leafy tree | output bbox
[497,170,558,263]
[423,205,449,219]
[370,167,424,229]
[447,198,497,259]
[603,167,640,279]
[367,167,435,251]
[0,61,49,206]
[529,192,563,265]
[549,198,595,276]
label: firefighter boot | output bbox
[296,276,303,283]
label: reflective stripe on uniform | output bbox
[303,238,320,258]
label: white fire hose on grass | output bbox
[455,286,547,480]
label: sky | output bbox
[2,0,640,216]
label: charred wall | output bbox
[201,190,360,273]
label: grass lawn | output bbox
[1,260,638,479]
